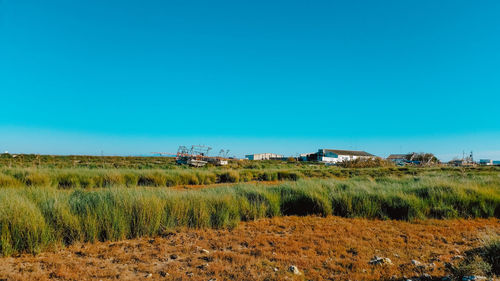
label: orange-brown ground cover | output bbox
[0,216,498,281]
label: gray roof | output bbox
[387,154,407,159]
[323,149,374,157]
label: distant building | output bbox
[449,159,465,166]
[448,159,475,167]
[314,149,375,164]
[299,152,316,162]
[493,161,500,166]
[245,153,283,160]
[387,154,408,165]
[479,159,493,166]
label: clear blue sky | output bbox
[1,0,499,160]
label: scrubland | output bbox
[0,154,499,279]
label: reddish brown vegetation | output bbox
[0,216,498,281]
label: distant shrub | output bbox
[338,157,394,168]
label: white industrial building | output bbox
[245,153,283,160]
[479,159,493,166]
[316,149,375,163]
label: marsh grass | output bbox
[1,166,499,189]
[0,173,499,256]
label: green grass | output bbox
[1,166,499,189]
[0,173,499,256]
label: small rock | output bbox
[421,273,432,280]
[462,276,487,281]
[208,279,216,281]
[145,273,153,278]
[201,249,210,254]
[197,263,209,269]
[159,271,169,277]
[369,256,392,266]
[411,260,421,266]
[289,265,301,275]
[186,272,194,277]
[273,267,279,272]
[170,254,178,260]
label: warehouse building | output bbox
[317,149,375,163]
[301,149,375,163]
[245,153,284,160]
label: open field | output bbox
[1,156,499,279]
[0,216,498,280]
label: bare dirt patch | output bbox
[0,216,498,281]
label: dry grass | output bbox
[0,216,498,281]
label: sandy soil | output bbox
[0,216,498,281]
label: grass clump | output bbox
[0,190,51,255]
[447,234,500,279]
[0,174,21,187]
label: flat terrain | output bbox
[0,216,498,281]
